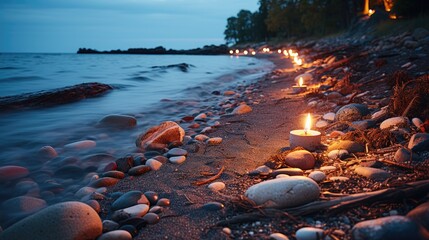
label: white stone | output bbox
[412,118,423,128]
[121,204,149,218]
[315,120,329,128]
[200,127,212,133]
[208,182,226,192]
[98,230,132,240]
[371,108,387,119]
[322,112,335,121]
[146,159,162,171]
[64,140,96,151]
[327,149,349,160]
[320,166,337,172]
[296,227,327,240]
[380,117,408,130]
[244,176,320,208]
[308,171,326,182]
[270,232,290,240]
[169,156,186,164]
[329,176,350,181]
[276,174,290,178]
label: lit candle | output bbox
[251,51,256,55]
[229,50,233,55]
[244,50,248,55]
[289,113,321,151]
[292,77,307,94]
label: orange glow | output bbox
[283,50,288,57]
[299,77,304,87]
[389,14,397,19]
[304,113,311,132]
[368,9,375,16]
[294,56,303,66]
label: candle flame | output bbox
[304,113,311,133]
[299,77,303,87]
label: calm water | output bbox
[0,53,274,164]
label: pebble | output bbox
[166,148,188,157]
[149,206,164,214]
[371,108,387,119]
[98,114,137,129]
[271,168,304,177]
[351,120,374,130]
[329,130,345,138]
[223,227,232,235]
[156,198,170,207]
[38,145,58,159]
[232,104,252,115]
[146,159,162,171]
[136,121,185,150]
[207,137,223,145]
[64,140,96,151]
[0,201,102,240]
[200,126,212,134]
[202,202,225,211]
[1,196,47,220]
[111,191,149,210]
[354,167,391,181]
[115,156,134,173]
[169,156,186,164]
[276,174,290,178]
[329,176,350,181]
[194,134,209,141]
[142,212,160,224]
[75,186,96,198]
[412,118,423,128]
[327,140,364,153]
[407,201,429,231]
[322,112,335,121]
[223,90,235,96]
[308,171,326,182]
[89,177,120,188]
[249,165,272,176]
[245,176,320,208]
[14,180,39,196]
[120,225,138,237]
[284,150,316,170]
[394,147,420,163]
[308,101,318,108]
[335,103,369,122]
[270,232,290,240]
[128,165,151,176]
[98,230,132,240]
[0,165,29,183]
[295,227,326,240]
[153,155,168,164]
[380,116,408,130]
[119,204,149,218]
[408,133,429,152]
[194,113,207,121]
[208,182,226,191]
[327,149,349,160]
[102,171,125,179]
[144,191,159,206]
[351,216,426,240]
[86,200,101,213]
[102,220,120,232]
[315,120,329,128]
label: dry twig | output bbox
[192,166,225,186]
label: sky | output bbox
[0,0,259,53]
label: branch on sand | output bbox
[192,166,225,186]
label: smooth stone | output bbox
[119,204,149,218]
[144,191,159,206]
[200,126,212,134]
[144,151,161,159]
[1,196,47,219]
[351,216,427,240]
[64,140,96,151]
[322,112,335,121]
[98,114,137,129]
[169,156,186,164]
[335,104,369,122]
[250,165,272,175]
[308,171,326,182]
[412,118,423,128]
[102,171,125,179]
[89,177,120,188]
[194,113,207,121]
[102,220,119,232]
[98,230,132,240]
[14,180,39,196]
[327,140,365,153]
[0,201,102,240]
[408,133,429,152]
[167,148,188,157]
[325,91,343,99]
[329,130,345,138]
[38,146,58,159]
[119,225,138,237]
[223,90,235,96]
[284,150,316,170]
[142,213,160,224]
[128,165,151,176]
[194,134,209,141]
[270,232,290,240]
[115,156,134,173]
[354,167,391,181]
[86,200,101,213]
[296,227,326,240]
[223,227,232,235]
[202,202,225,211]
[102,161,117,172]
[394,147,420,163]
[315,120,329,128]
[271,168,304,177]
[380,117,408,130]
[149,206,164,214]
[152,155,168,164]
[245,176,320,208]
[75,186,96,198]
[207,137,223,145]
[112,191,148,210]
[156,198,170,207]
[136,121,185,150]
[372,108,387,119]
[320,166,337,172]
[276,174,290,178]
[82,153,116,163]
[329,176,350,181]
[407,201,429,231]
[0,166,29,183]
[208,182,226,191]
[232,104,252,115]
[327,149,349,160]
[145,159,162,171]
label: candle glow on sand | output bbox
[292,77,307,93]
[289,113,321,151]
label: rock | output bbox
[64,140,96,151]
[329,176,350,181]
[208,182,226,191]
[112,191,149,210]
[284,150,315,170]
[75,186,97,198]
[145,159,162,171]
[0,201,102,240]
[119,225,138,237]
[149,206,164,214]
[14,180,39,196]
[394,147,420,163]
[102,220,119,232]
[354,167,390,181]
[207,137,223,145]
[194,134,209,141]
[85,200,101,213]
[327,150,349,160]
[102,171,125,179]
[202,202,225,211]
[115,156,134,173]
[351,120,374,130]
[98,114,137,128]
[372,108,387,119]
[315,120,329,128]
[271,168,304,177]
[169,156,186,164]
[223,90,235,96]
[380,117,408,130]
[166,148,187,157]
[404,40,419,49]
[245,176,320,208]
[296,227,326,240]
[128,165,151,176]
[89,177,120,188]
[327,140,365,153]
[98,230,132,240]
[351,216,427,240]
[144,191,159,206]
[270,233,290,240]
[412,118,423,128]
[0,166,29,183]
[38,146,58,159]
[408,133,429,152]
[308,171,326,182]
[0,196,47,221]
[118,204,149,218]
[407,201,429,232]
[142,213,160,224]
[329,130,345,138]
[156,198,170,207]
[136,121,185,150]
[249,165,272,176]
[194,113,207,121]
[322,112,335,121]
[335,104,369,122]
[232,104,252,115]
[320,166,337,172]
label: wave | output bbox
[126,76,154,82]
[0,67,22,70]
[151,63,195,73]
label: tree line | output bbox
[224,0,429,45]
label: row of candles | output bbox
[229,48,304,66]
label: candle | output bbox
[290,113,321,151]
[292,77,307,94]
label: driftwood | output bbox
[192,166,225,186]
[0,82,112,111]
[285,179,429,216]
[316,51,369,75]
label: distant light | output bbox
[252,51,256,55]
[235,49,239,54]
[229,50,233,55]
[283,50,289,57]
[244,50,248,55]
[277,49,282,54]
[368,9,375,16]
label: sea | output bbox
[0,53,274,208]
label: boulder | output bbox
[97,114,137,128]
[135,121,185,150]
